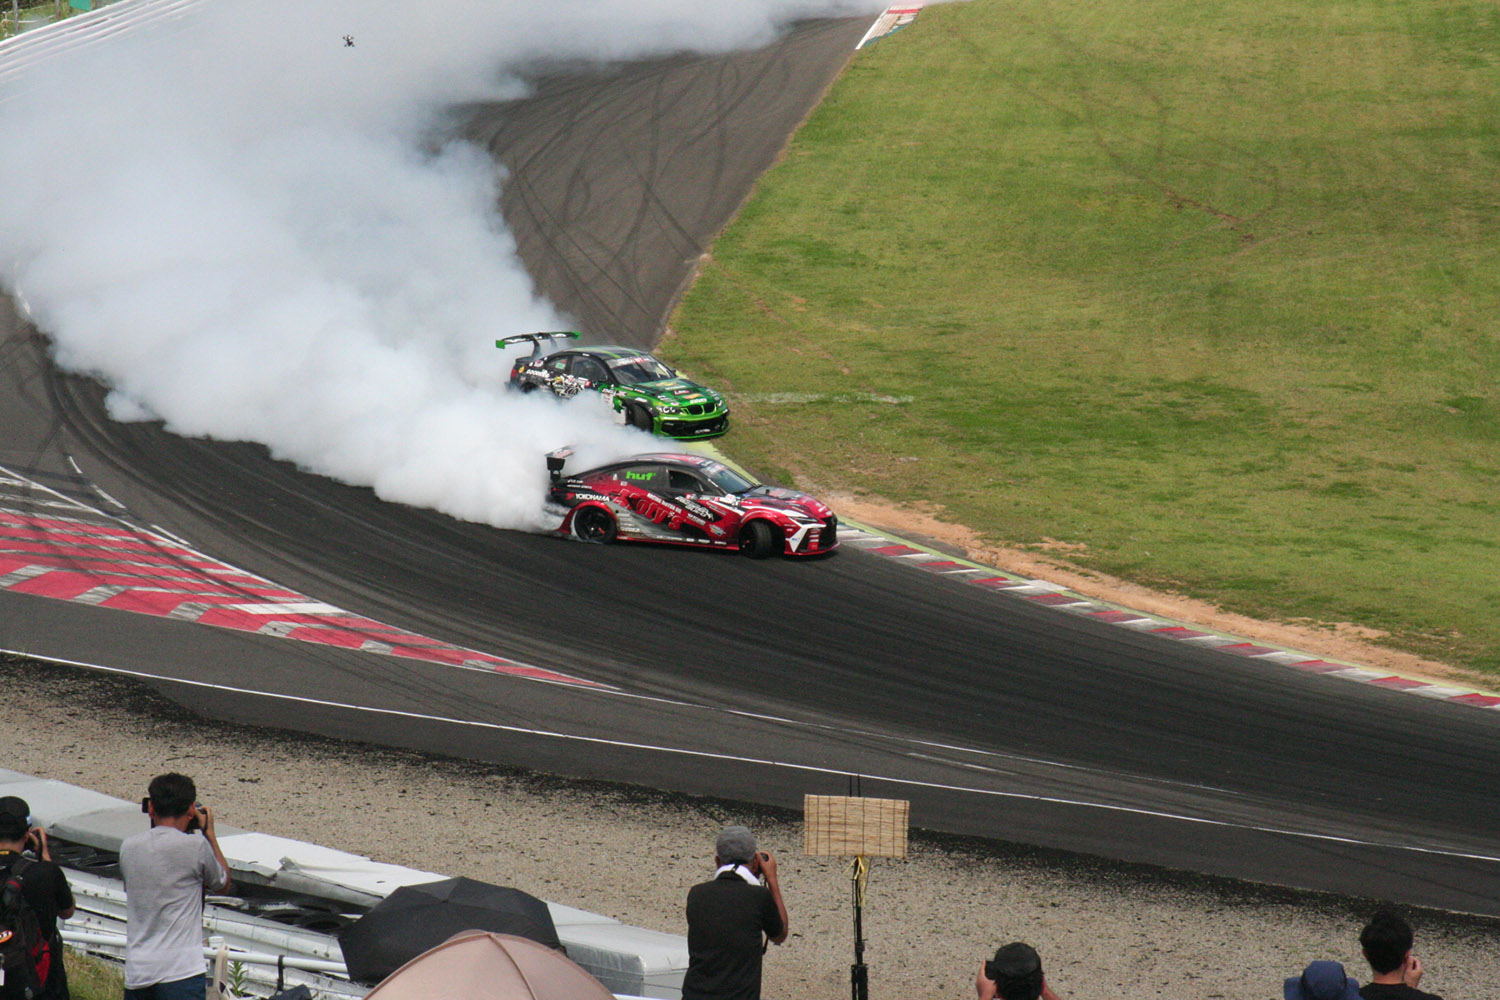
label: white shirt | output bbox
[119,826,229,988]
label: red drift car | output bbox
[546,449,838,558]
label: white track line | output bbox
[11,650,1499,868]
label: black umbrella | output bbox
[338,877,562,984]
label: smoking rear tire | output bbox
[573,507,617,544]
[739,519,779,559]
[628,403,654,433]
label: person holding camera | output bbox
[0,796,75,1000]
[1358,909,1445,1000]
[682,825,788,1000]
[119,774,230,1000]
[975,942,1065,1000]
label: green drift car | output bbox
[501,332,730,440]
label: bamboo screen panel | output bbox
[803,795,909,858]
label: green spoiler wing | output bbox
[496,331,582,360]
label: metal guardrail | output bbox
[63,927,658,1000]
[0,0,204,89]
[63,930,349,978]
[60,867,365,1000]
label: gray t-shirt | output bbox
[119,827,229,988]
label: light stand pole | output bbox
[850,855,869,1000]
[805,791,907,1000]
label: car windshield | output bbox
[697,461,756,494]
[608,355,676,385]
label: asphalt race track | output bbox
[4,19,1500,916]
[466,18,873,348]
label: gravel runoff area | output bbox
[7,657,1497,1000]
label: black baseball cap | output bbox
[0,796,29,839]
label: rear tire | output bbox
[573,507,617,544]
[739,519,779,559]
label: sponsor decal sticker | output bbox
[679,498,714,520]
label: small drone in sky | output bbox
[343,35,355,47]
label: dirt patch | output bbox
[826,492,1484,690]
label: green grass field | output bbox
[662,0,1500,673]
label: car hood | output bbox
[636,378,721,400]
[739,485,834,519]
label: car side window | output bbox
[667,469,705,494]
[616,465,666,491]
[570,355,609,383]
[547,355,571,374]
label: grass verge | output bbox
[663,0,1500,673]
[65,947,124,1000]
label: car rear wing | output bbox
[546,447,574,484]
[496,331,582,360]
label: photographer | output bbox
[1359,909,1445,1000]
[682,825,788,1000]
[975,942,1065,1000]
[119,774,230,1000]
[0,797,75,1000]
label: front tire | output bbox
[627,403,655,433]
[573,507,617,544]
[738,519,779,559]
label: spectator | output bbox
[1284,960,1362,1000]
[1359,909,1445,1000]
[681,825,788,1000]
[0,800,38,858]
[119,774,230,1000]
[974,942,1064,1000]
[0,798,76,1000]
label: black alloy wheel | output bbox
[573,506,618,544]
[738,519,779,559]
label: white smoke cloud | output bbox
[0,0,877,530]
